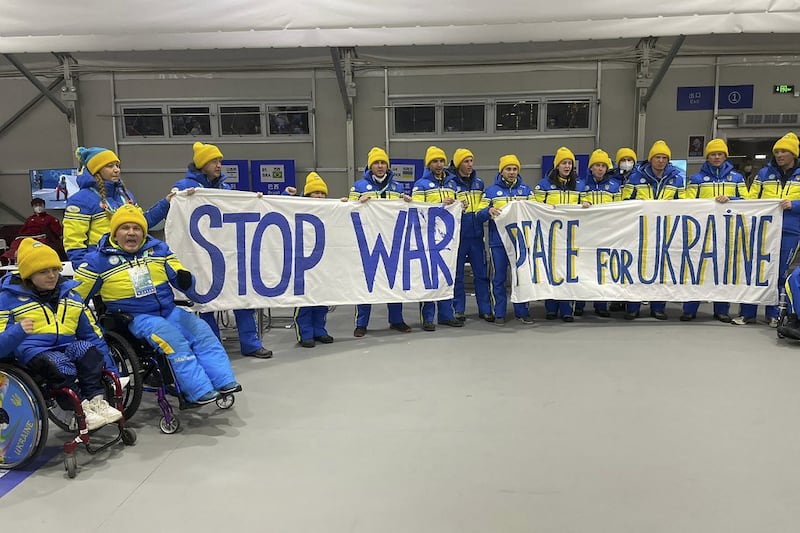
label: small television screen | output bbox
[29,168,80,210]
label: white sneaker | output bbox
[769,318,780,328]
[90,396,123,425]
[80,399,107,431]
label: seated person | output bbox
[778,266,800,340]
[0,238,121,430]
[73,205,241,405]
[0,198,65,265]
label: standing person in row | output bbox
[575,149,622,318]
[733,132,800,326]
[447,148,494,323]
[482,155,534,326]
[622,140,686,320]
[681,138,746,323]
[611,147,638,185]
[349,147,413,337]
[287,172,334,348]
[63,146,172,268]
[533,147,584,322]
[412,146,463,331]
[173,142,273,359]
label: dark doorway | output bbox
[727,137,775,188]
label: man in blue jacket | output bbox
[172,142,272,359]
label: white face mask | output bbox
[619,161,634,172]
[33,206,44,214]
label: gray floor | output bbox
[3,301,800,532]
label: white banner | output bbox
[165,190,462,311]
[495,199,783,305]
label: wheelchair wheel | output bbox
[0,363,49,470]
[216,394,235,410]
[159,415,180,434]
[121,428,137,445]
[104,331,143,421]
[64,453,77,478]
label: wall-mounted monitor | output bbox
[29,168,80,210]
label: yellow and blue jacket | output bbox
[348,168,406,201]
[578,174,623,204]
[73,234,194,318]
[63,170,170,269]
[533,172,582,206]
[748,160,800,235]
[686,160,746,200]
[411,169,457,204]
[0,275,108,366]
[622,162,685,201]
[446,170,490,240]
[481,174,533,248]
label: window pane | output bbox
[170,106,211,136]
[220,106,261,135]
[394,106,435,134]
[546,102,590,129]
[268,106,310,135]
[495,102,538,131]
[443,104,485,132]
[123,107,164,136]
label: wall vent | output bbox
[738,113,800,127]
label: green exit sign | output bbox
[774,84,795,94]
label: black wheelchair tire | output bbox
[104,331,144,421]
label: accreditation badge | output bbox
[128,265,156,298]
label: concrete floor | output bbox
[2,301,800,532]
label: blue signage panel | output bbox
[390,158,424,195]
[540,154,591,181]
[677,86,715,111]
[249,160,295,195]
[221,159,249,190]
[718,84,754,109]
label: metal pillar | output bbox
[58,53,81,153]
[330,47,356,182]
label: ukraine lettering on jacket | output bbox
[165,189,462,311]
[495,199,782,305]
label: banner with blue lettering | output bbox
[165,190,462,311]
[495,200,782,305]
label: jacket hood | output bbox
[699,160,735,178]
[76,167,124,196]
[493,172,523,189]
[361,167,396,186]
[640,162,683,183]
[420,167,453,183]
[184,165,228,188]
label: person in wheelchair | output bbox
[73,204,241,405]
[778,266,800,340]
[0,238,122,431]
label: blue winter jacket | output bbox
[748,160,800,235]
[686,160,746,200]
[622,162,685,200]
[446,170,490,240]
[173,165,231,191]
[348,168,406,200]
[480,174,533,248]
[0,274,109,365]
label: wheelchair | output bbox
[776,290,799,341]
[0,360,136,478]
[99,311,236,435]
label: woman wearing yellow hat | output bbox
[0,239,122,430]
[734,132,800,326]
[63,146,175,269]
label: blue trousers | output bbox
[575,301,608,313]
[682,301,730,316]
[130,308,236,403]
[626,301,666,315]
[355,303,405,328]
[545,300,575,318]
[454,237,492,315]
[489,246,529,319]
[199,308,262,355]
[294,306,329,341]
[740,233,799,320]
[786,267,800,314]
[420,300,455,324]
[37,340,105,400]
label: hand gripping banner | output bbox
[494,199,783,305]
[165,190,462,311]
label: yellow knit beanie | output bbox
[192,142,224,168]
[110,204,148,239]
[615,147,637,165]
[452,148,474,169]
[773,133,799,157]
[424,146,447,167]
[498,154,521,173]
[367,147,390,168]
[75,146,120,176]
[704,138,729,158]
[17,238,61,280]
[553,147,576,168]
[648,140,672,161]
[303,172,328,196]
[588,149,612,169]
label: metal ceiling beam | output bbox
[330,47,353,119]
[640,35,686,110]
[2,53,72,117]
[0,76,64,138]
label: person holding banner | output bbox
[63,146,173,268]
[74,205,241,405]
[172,142,273,359]
[349,147,413,337]
[733,132,800,327]
[621,140,686,320]
[284,172,335,348]
[681,138,746,323]
[446,148,494,323]
[411,146,463,331]
[610,147,638,185]
[482,155,534,326]
[574,149,622,318]
[533,147,587,322]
